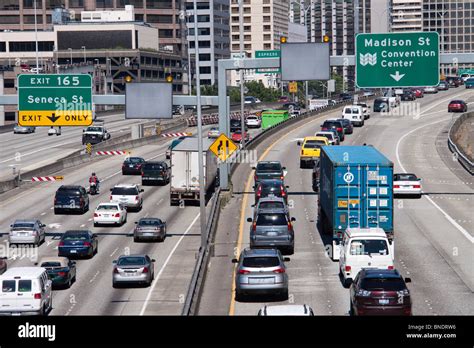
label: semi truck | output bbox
[317,146,394,260]
[169,137,218,206]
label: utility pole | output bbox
[239,0,246,150]
[34,0,39,73]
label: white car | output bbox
[393,173,422,198]
[246,115,261,128]
[48,127,61,136]
[339,227,394,288]
[207,127,220,138]
[355,102,371,119]
[341,105,364,127]
[257,304,314,316]
[94,202,127,226]
[315,131,339,145]
[110,184,144,211]
[423,86,438,94]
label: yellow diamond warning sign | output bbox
[209,134,238,162]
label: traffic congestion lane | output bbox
[198,87,474,315]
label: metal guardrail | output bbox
[182,187,221,316]
[447,112,474,175]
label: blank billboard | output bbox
[281,43,330,81]
[125,83,172,119]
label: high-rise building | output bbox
[229,0,289,88]
[370,0,390,33]
[185,0,230,86]
[390,0,423,31]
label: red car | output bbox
[448,100,467,112]
[231,130,249,143]
[278,96,289,103]
[412,88,424,98]
[350,269,412,316]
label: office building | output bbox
[391,0,423,31]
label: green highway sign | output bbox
[255,50,281,74]
[356,32,439,88]
[18,74,93,127]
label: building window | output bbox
[0,15,19,24]
[96,0,113,7]
[186,2,209,10]
[263,16,271,23]
[4,79,15,88]
[0,42,6,51]
[9,41,54,52]
[199,53,211,61]
[244,43,251,50]
[118,0,143,8]
[46,0,66,9]
[5,112,16,121]
[199,66,211,74]
[263,34,271,41]
[263,43,271,50]
[263,25,271,31]
[68,0,84,7]
[159,29,174,38]
[1,0,19,10]
[23,15,43,24]
[147,15,173,23]
[146,0,172,9]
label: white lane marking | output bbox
[80,224,85,228]
[139,213,200,315]
[46,240,54,246]
[40,212,46,216]
[88,218,93,221]
[110,247,119,258]
[64,303,76,316]
[395,118,474,244]
[89,271,100,283]
[156,198,164,206]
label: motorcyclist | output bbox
[89,172,100,193]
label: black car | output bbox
[54,185,89,215]
[282,102,301,115]
[339,93,353,101]
[122,157,146,175]
[58,230,98,259]
[320,119,345,141]
[255,179,288,205]
[230,118,248,133]
[401,90,416,101]
[312,158,320,193]
[253,161,286,186]
[141,161,171,185]
[336,118,353,135]
[446,76,462,87]
[373,98,390,112]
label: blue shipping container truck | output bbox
[318,146,394,260]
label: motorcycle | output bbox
[89,181,98,195]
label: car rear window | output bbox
[41,262,62,268]
[56,189,80,196]
[304,140,324,148]
[257,163,281,172]
[394,174,417,181]
[11,223,35,230]
[2,280,15,292]
[97,205,119,211]
[138,219,161,226]
[143,163,164,170]
[256,213,288,226]
[126,158,143,163]
[18,280,32,292]
[117,257,146,266]
[361,278,406,291]
[258,201,285,210]
[63,233,88,241]
[350,239,389,256]
[322,121,341,128]
[111,187,138,195]
[86,127,102,132]
[242,256,280,268]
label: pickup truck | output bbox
[82,125,111,145]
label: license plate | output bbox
[266,232,278,236]
[70,250,77,253]
[249,277,274,284]
[125,272,136,276]
[103,214,110,218]
[402,185,412,188]
[11,313,21,316]
[379,299,389,305]
[129,165,134,168]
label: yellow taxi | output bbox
[297,136,329,168]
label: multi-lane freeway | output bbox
[198,87,474,315]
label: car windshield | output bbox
[350,239,389,256]
[41,262,62,268]
[111,187,138,195]
[256,213,288,226]
[256,163,281,172]
[117,257,146,266]
[126,158,143,163]
[144,163,164,170]
[11,223,35,230]
[138,219,161,226]
[361,277,406,291]
[86,127,102,132]
[259,201,285,210]
[97,205,119,211]
[304,140,324,148]
[242,256,280,268]
[63,234,88,241]
[394,174,417,181]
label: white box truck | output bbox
[170,137,218,206]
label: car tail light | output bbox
[337,127,343,132]
[141,172,144,177]
[256,186,262,197]
[142,267,149,273]
[54,197,57,204]
[280,175,284,180]
[58,241,64,246]
[345,265,351,272]
[110,195,113,200]
[122,164,125,168]
[94,213,98,217]
[114,213,120,217]
[388,265,394,270]
[301,149,304,155]
[273,267,285,274]
[83,242,91,247]
[252,221,256,232]
[287,222,293,232]
[34,293,42,299]
[135,195,139,201]
[413,185,421,188]
[113,267,119,274]
[393,185,400,188]
[238,269,250,274]
[404,308,412,315]
[58,272,66,277]
[281,186,286,197]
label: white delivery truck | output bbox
[308,99,329,111]
[170,137,218,206]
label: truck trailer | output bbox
[317,146,394,260]
[169,137,218,206]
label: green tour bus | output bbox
[261,110,289,130]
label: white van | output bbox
[339,228,394,288]
[0,267,52,315]
[341,105,364,127]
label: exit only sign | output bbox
[355,32,439,88]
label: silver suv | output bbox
[232,248,290,301]
[110,184,144,211]
[247,208,296,255]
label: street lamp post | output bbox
[239,0,246,150]
[82,46,86,63]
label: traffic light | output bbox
[280,36,287,44]
[166,74,173,83]
[125,75,132,83]
[323,35,330,43]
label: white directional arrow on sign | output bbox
[390,71,405,82]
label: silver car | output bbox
[133,218,166,242]
[112,254,155,288]
[247,208,296,255]
[232,248,290,301]
[13,125,35,134]
[9,220,46,246]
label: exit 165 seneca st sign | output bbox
[356,32,439,88]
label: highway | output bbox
[197,87,474,315]
[0,122,262,315]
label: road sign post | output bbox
[356,32,439,88]
[18,74,93,127]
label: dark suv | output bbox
[122,157,145,175]
[54,185,89,214]
[141,161,170,185]
[253,161,285,186]
[350,269,412,316]
[230,118,248,133]
[373,98,390,112]
[321,119,345,142]
[255,179,288,205]
[336,118,353,135]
